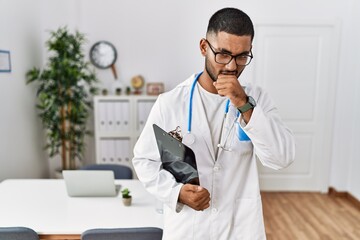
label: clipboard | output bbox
[153,124,199,185]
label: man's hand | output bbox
[213,74,253,123]
[178,184,210,211]
[213,74,247,107]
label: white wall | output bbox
[0,0,48,180]
[330,0,360,200]
[0,0,359,199]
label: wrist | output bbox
[236,96,256,113]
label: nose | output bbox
[225,57,237,71]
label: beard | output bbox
[205,57,218,82]
[205,57,242,82]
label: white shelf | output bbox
[94,95,158,177]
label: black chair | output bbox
[80,164,133,179]
[0,227,39,240]
[81,227,163,240]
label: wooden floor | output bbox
[261,192,360,240]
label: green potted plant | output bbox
[26,26,98,173]
[121,188,132,206]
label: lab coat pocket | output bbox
[237,123,250,141]
[231,138,253,157]
[233,198,265,240]
[163,205,197,240]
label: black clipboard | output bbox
[153,124,199,185]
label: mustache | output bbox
[219,71,237,75]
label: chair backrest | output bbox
[80,164,133,179]
[81,227,163,240]
[0,227,39,240]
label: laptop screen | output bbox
[62,170,120,197]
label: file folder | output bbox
[153,124,199,185]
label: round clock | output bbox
[90,41,117,79]
[131,75,145,94]
[89,41,117,69]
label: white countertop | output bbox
[0,179,163,235]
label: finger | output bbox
[196,187,210,195]
[194,190,210,203]
[217,74,237,83]
[195,196,211,211]
[198,195,211,207]
[199,200,211,210]
[213,82,227,94]
[184,184,202,193]
[196,186,204,192]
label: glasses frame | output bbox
[205,39,253,66]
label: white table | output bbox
[0,179,163,240]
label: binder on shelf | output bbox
[137,101,146,131]
[115,139,123,163]
[122,101,130,129]
[123,139,131,162]
[94,96,158,168]
[106,102,115,131]
[137,100,155,132]
[114,102,122,132]
[98,101,108,131]
[153,124,199,185]
[100,140,108,162]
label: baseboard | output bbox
[328,187,360,210]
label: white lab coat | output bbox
[132,74,295,240]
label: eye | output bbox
[217,53,231,59]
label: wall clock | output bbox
[89,41,118,79]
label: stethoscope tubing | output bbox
[187,73,201,133]
[187,72,233,133]
[186,72,247,149]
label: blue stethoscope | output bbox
[183,72,242,150]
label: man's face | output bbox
[202,31,252,82]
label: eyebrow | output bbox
[206,39,251,56]
[218,47,251,56]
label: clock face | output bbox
[89,41,117,69]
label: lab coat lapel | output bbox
[192,83,216,162]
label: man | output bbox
[132,7,295,239]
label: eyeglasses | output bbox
[205,39,253,66]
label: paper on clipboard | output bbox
[153,124,199,185]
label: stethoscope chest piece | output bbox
[183,133,195,146]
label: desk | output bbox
[0,179,163,240]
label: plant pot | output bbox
[122,197,132,206]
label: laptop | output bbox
[63,170,121,197]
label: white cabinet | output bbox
[94,95,157,177]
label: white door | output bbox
[251,21,340,192]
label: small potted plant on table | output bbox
[121,188,132,206]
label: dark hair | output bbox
[207,8,254,40]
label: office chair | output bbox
[0,227,39,240]
[81,227,163,240]
[80,164,133,179]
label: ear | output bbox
[199,38,207,56]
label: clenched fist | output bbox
[178,184,211,211]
